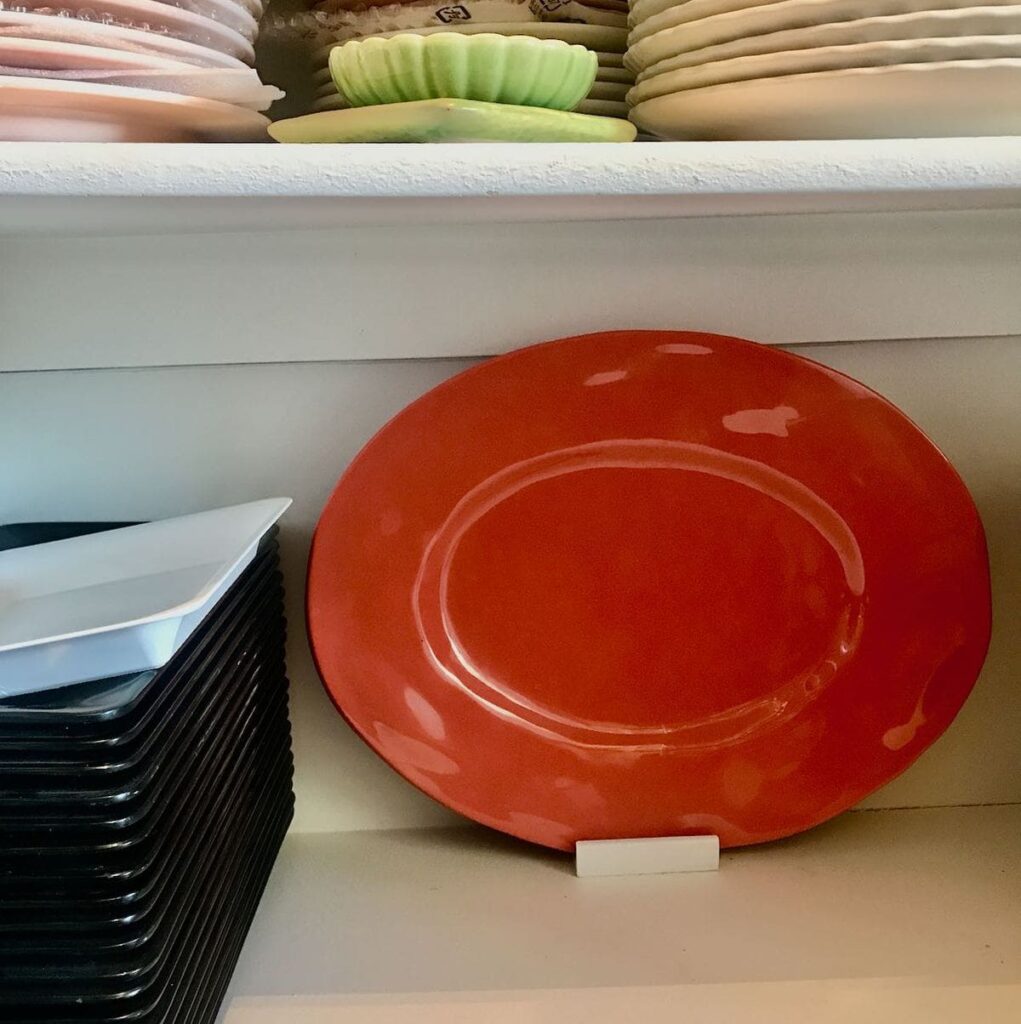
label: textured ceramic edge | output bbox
[312,24,629,65]
[626,0,1021,58]
[330,33,598,110]
[632,7,1021,81]
[627,60,1021,139]
[627,35,1021,104]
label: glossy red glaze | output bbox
[307,331,991,850]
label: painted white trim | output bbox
[4,209,1021,371]
[1,140,1020,236]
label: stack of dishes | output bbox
[310,0,628,24]
[309,22,633,117]
[0,0,282,140]
[273,29,636,141]
[0,524,293,1024]
[625,0,1021,139]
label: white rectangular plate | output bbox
[0,497,291,696]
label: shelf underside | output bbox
[219,804,1021,1022]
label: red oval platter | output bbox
[307,331,991,850]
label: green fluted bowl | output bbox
[329,33,598,111]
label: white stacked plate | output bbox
[625,0,1021,138]
[0,0,281,139]
[309,24,634,116]
[0,499,292,695]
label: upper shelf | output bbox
[2,138,1021,235]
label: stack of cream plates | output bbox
[0,0,281,140]
[309,22,633,117]
[625,0,1021,138]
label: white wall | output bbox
[2,333,1018,832]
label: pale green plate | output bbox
[269,99,637,143]
[330,33,598,111]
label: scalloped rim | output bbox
[330,33,598,110]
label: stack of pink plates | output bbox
[625,0,1021,139]
[0,0,282,140]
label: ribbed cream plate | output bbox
[629,59,1021,138]
[311,94,351,111]
[575,97,629,116]
[628,0,1018,45]
[588,80,630,99]
[634,6,1021,79]
[629,33,1021,100]
[312,23,628,66]
[593,50,627,67]
[593,65,635,82]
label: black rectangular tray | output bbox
[0,590,284,820]
[0,690,290,906]
[0,688,290,933]
[0,738,292,973]
[0,520,294,1024]
[1,782,293,1018]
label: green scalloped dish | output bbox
[330,33,598,111]
[269,99,637,143]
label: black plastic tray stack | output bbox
[0,523,294,1024]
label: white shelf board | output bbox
[1,139,1021,235]
[219,805,1021,1022]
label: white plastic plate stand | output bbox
[575,835,721,878]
